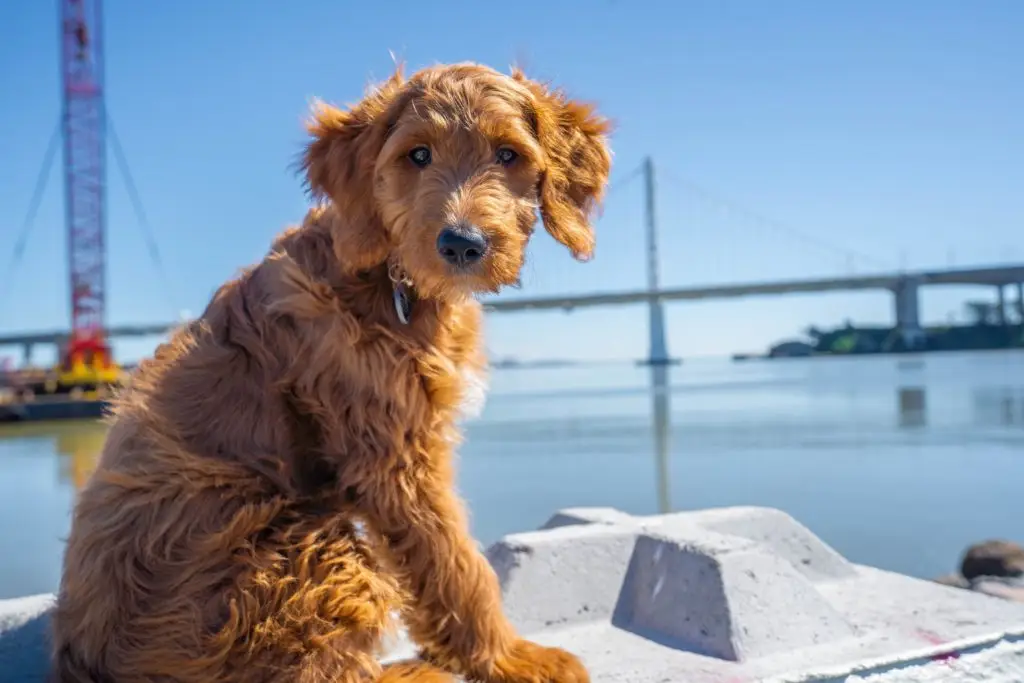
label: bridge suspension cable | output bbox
[657,168,894,272]
[602,161,646,199]
[106,112,178,316]
[0,119,62,314]
[0,116,179,330]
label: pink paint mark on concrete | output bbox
[916,628,961,664]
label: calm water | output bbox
[2,350,1023,600]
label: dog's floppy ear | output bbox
[300,69,407,270]
[512,69,612,262]
[302,69,406,201]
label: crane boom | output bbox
[60,0,106,340]
[56,0,120,393]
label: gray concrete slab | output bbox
[0,593,54,683]
[4,506,1024,682]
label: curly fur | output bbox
[50,62,611,683]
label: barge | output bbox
[0,333,123,423]
[0,396,108,423]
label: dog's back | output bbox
[49,230,406,682]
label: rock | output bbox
[930,540,1024,603]
[972,577,1024,603]
[932,573,970,589]
[961,540,1024,581]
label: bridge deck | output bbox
[2,264,1023,347]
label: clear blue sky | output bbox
[1,1,1022,363]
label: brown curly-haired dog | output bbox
[50,62,612,683]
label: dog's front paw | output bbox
[483,638,590,683]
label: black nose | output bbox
[436,226,488,267]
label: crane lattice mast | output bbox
[60,0,106,343]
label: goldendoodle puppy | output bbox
[50,62,612,683]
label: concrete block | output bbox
[686,506,857,582]
[541,507,637,530]
[611,531,856,661]
[485,523,639,631]
[0,593,54,683]
[6,506,1024,682]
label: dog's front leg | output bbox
[365,451,590,683]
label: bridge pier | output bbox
[892,276,925,350]
[997,285,1008,326]
[1017,282,1024,323]
[22,343,34,368]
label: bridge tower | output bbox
[893,275,925,350]
[643,157,670,366]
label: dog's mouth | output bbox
[387,255,492,322]
[388,222,516,320]
[441,269,499,299]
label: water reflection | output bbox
[650,363,671,512]
[892,382,1024,429]
[897,386,928,428]
[0,420,106,490]
[2,378,1020,494]
[894,357,927,429]
[973,386,1024,427]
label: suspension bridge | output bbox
[3,149,1024,368]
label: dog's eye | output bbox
[408,146,432,168]
[496,147,519,166]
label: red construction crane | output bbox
[1,1,128,401]
[61,0,105,338]
[57,0,118,389]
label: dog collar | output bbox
[388,262,415,325]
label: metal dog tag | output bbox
[393,282,413,325]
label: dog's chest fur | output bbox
[276,223,489,435]
[456,363,488,420]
